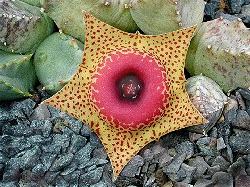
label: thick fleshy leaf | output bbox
[0,50,37,101]
[34,32,84,94]
[186,18,250,92]
[130,0,205,34]
[44,13,206,178]
[44,0,139,42]
[0,0,54,54]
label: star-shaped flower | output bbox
[44,13,207,179]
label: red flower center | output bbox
[91,50,169,130]
[118,74,142,101]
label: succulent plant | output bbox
[34,32,84,94]
[0,0,54,54]
[186,75,228,133]
[0,50,37,101]
[43,0,139,43]
[130,0,206,34]
[20,0,42,7]
[186,18,250,92]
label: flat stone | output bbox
[2,160,21,182]
[142,149,154,161]
[30,120,52,137]
[158,152,173,168]
[207,165,221,176]
[194,179,213,187]
[163,153,186,175]
[176,141,194,159]
[235,175,250,187]
[0,152,8,164]
[212,156,230,171]
[179,163,196,184]
[232,110,250,130]
[212,172,233,187]
[63,113,83,134]
[92,181,108,187]
[80,124,92,137]
[92,148,108,160]
[41,153,57,171]
[12,99,36,117]
[90,132,103,148]
[55,176,69,187]
[121,155,144,177]
[144,175,156,187]
[29,104,51,121]
[2,122,32,137]
[174,182,193,187]
[60,162,77,176]
[42,133,70,154]
[188,156,209,178]
[50,153,74,171]
[217,137,227,151]
[18,146,41,169]
[189,132,204,142]
[74,143,93,165]
[228,157,247,177]
[44,171,60,184]
[69,134,87,153]
[79,158,108,170]
[63,170,81,185]
[32,163,47,177]
[229,129,250,154]
[196,137,217,156]
[228,0,245,14]
[79,167,104,185]
[0,182,18,187]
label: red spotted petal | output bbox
[44,13,207,179]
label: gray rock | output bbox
[0,136,31,157]
[217,137,227,151]
[189,132,204,142]
[50,153,74,171]
[32,163,47,177]
[228,0,245,14]
[80,124,92,137]
[0,152,8,164]
[79,167,104,185]
[179,163,196,184]
[148,163,157,174]
[235,175,250,187]
[2,122,32,137]
[222,145,233,163]
[41,153,57,171]
[44,171,60,184]
[63,170,81,185]
[215,12,239,21]
[196,137,217,156]
[229,129,250,154]
[92,181,108,187]
[188,156,209,178]
[174,182,193,187]
[194,179,213,187]
[29,104,51,121]
[92,148,108,160]
[12,99,36,117]
[42,133,70,154]
[142,148,154,161]
[30,120,52,137]
[158,152,173,168]
[232,110,250,130]
[62,113,83,134]
[79,158,108,170]
[18,146,41,169]
[163,153,186,174]
[212,156,230,171]
[121,155,144,177]
[207,165,221,176]
[60,162,77,176]
[69,134,87,153]
[90,132,103,148]
[144,175,156,187]
[176,141,194,159]
[212,172,233,187]
[204,0,220,20]
[228,157,247,177]
[55,176,69,187]
[0,182,18,187]
[2,160,21,182]
[74,143,93,165]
